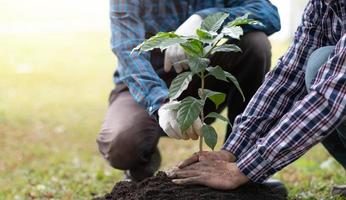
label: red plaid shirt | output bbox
[223,0,346,182]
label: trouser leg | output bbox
[96,85,162,181]
[304,46,346,169]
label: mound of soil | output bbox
[95,172,287,200]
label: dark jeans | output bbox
[304,46,346,169]
[96,31,272,180]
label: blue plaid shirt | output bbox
[223,0,346,182]
[110,0,280,115]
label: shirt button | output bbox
[149,106,153,112]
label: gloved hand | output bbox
[158,101,203,140]
[164,14,203,73]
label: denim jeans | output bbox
[304,46,346,169]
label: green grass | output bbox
[0,32,345,200]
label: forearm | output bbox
[222,0,326,159]
[236,36,346,182]
[195,0,280,35]
[114,45,169,115]
[110,0,168,115]
[222,62,307,159]
[237,89,346,182]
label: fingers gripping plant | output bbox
[133,13,262,151]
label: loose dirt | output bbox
[95,172,287,200]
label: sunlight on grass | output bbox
[0,32,120,199]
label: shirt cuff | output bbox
[221,131,251,160]
[236,145,277,183]
[146,86,169,116]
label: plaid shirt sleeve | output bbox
[110,0,168,115]
[195,0,280,35]
[223,1,346,182]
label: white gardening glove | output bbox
[164,14,203,73]
[158,101,203,140]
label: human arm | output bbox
[222,0,326,162]
[110,0,168,115]
[111,1,203,139]
[235,34,346,182]
[195,0,281,35]
[223,1,346,183]
[165,0,281,73]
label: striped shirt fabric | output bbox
[110,0,280,115]
[223,0,346,182]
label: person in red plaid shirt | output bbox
[170,0,346,196]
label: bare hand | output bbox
[177,150,237,168]
[168,160,249,190]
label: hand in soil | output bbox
[167,159,249,190]
[177,150,237,168]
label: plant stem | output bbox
[204,39,221,57]
[199,71,205,152]
[199,38,222,152]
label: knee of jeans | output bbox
[97,119,160,170]
[304,53,323,90]
[96,128,140,170]
[304,46,335,90]
[243,32,272,71]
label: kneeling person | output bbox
[97,0,280,181]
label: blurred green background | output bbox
[0,0,345,199]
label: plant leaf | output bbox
[206,66,227,81]
[133,32,186,53]
[161,101,181,111]
[196,28,216,43]
[224,71,245,101]
[221,26,243,40]
[205,112,232,127]
[177,97,204,132]
[211,44,242,55]
[180,39,204,57]
[169,72,193,100]
[201,124,218,150]
[227,13,264,27]
[188,56,210,74]
[201,12,229,32]
[199,89,225,109]
[215,38,228,46]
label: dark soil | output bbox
[95,171,287,200]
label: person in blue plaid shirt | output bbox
[167,0,346,196]
[97,0,281,183]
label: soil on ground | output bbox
[95,171,287,200]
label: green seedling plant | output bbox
[133,13,262,151]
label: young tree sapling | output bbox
[133,13,262,151]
